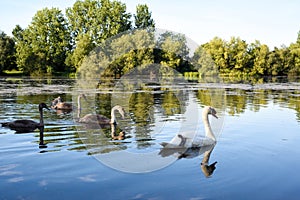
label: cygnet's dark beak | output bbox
[212,113,218,119]
[82,94,88,101]
[121,109,126,119]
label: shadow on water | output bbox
[160,143,218,177]
[38,126,47,152]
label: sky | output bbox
[1,0,300,49]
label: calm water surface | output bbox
[0,77,299,199]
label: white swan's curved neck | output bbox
[203,112,216,141]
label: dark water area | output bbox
[0,76,299,199]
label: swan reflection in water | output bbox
[38,126,48,152]
[110,123,125,140]
[159,106,219,177]
[160,140,217,177]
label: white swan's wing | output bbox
[192,133,216,147]
[167,130,196,147]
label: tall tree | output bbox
[14,8,71,75]
[201,37,226,72]
[289,31,300,75]
[77,29,156,78]
[66,0,132,68]
[267,46,293,76]
[65,33,95,70]
[156,31,191,73]
[12,25,24,42]
[224,37,250,73]
[0,31,16,73]
[192,46,219,76]
[248,40,269,75]
[66,0,131,46]
[134,4,155,29]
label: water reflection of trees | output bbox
[195,89,225,110]
[5,76,298,156]
[127,89,187,149]
[217,74,298,84]
[161,92,182,116]
[95,93,112,115]
[129,92,154,126]
[31,86,300,156]
[195,88,300,120]
[84,85,299,153]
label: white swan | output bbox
[159,106,219,177]
[192,106,218,146]
[161,106,218,148]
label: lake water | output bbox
[0,76,299,199]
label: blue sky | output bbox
[1,0,300,48]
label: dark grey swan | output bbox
[76,94,125,125]
[78,105,125,125]
[1,103,49,133]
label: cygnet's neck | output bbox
[77,96,82,119]
[202,111,216,141]
[110,107,116,124]
[77,96,82,110]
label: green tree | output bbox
[12,25,24,41]
[65,33,95,70]
[14,8,71,75]
[156,31,191,73]
[201,37,227,72]
[267,46,293,76]
[0,31,16,73]
[248,40,269,75]
[192,46,219,77]
[134,4,155,29]
[66,0,131,45]
[289,31,300,75]
[77,29,157,78]
[224,37,250,74]
[66,0,132,69]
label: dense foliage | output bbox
[0,31,16,73]
[0,0,299,77]
[199,36,300,76]
[13,8,71,75]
